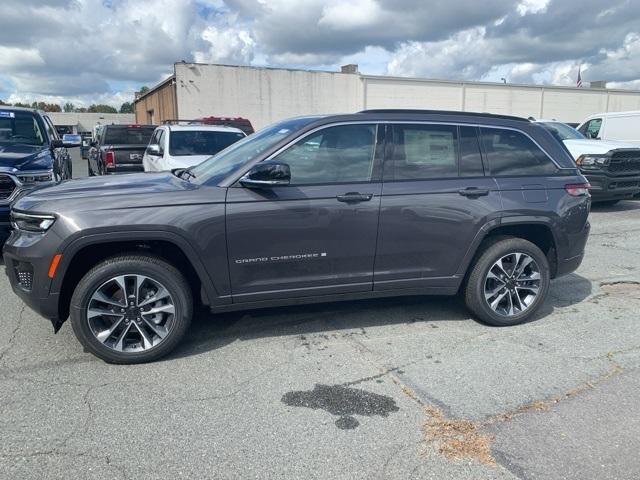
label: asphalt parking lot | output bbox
[1,152,639,479]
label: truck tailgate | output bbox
[105,144,148,173]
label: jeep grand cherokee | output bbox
[3,110,591,364]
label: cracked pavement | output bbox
[1,154,639,479]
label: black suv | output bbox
[3,110,591,363]
[1,107,76,244]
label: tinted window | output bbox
[459,126,484,177]
[148,129,161,146]
[480,127,558,176]
[385,124,458,180]
[169,130,245,156]
[579,118,602,139]
[103,126,155,145]
[190,116,315,184]
[43,116,59,141]
[275,124,377,185]
[0,110,45,145]
[540,122,584,140]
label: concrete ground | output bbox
[0,151,639,479]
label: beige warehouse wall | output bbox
[365,78,461,110]
[175,63,363,130]
[170,64,640,128]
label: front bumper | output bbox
[3,233,63,328]
[584,172,640,202]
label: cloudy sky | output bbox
[2,0,640,107]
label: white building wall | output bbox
[176,63,362,129]
[170,63,640,128]
[48,112,135,133]
[365,78,462,110]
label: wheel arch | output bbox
[457,217,559,281]
[53,231,218,321]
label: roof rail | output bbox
[358,109,530,122]
[161,119,205,125]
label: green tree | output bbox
[119,101,134,113]
[87,104,117,113]
[139,85,150,94]
[0,99,8,105]
[63,102,76,112]
[12,102,30,108]
[30,101,61,112]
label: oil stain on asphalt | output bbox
[282,384,400,429]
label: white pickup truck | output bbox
[536,121,640,204]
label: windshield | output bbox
[169,130,245,156]
[189,116,317,184]
[0,110,45,146]
[103,126,155,145]
[540,122,585,140]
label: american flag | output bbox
[577,65,582,88]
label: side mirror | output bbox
[240,161,291,188]
[61,134,81,148]
[147,144,163,156]
[50,139,64,149]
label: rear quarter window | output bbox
[480,127,558,176]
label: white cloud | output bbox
[1,0,640,106]
[319,0,383,30]
[194,22,256,64]
[0,47,44,69]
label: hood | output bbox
[13,172,200,212]
[165,155,212,169]
[0,143,52,170]
[563,138,640,160]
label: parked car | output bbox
[3,110,591,363]
[0,106,76,243]
[163,117,255,135]
[87,124,155,175]
[142,124,246,172]
[537,120,640,204]
[577,111,640,145]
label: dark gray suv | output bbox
[3,110,591,363]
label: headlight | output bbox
[17,170,54,184]
[10,211,56,233]
[575,154,610,170]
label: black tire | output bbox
[464,237,550,326]
[70,255,193,364]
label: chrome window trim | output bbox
[226,119,570,185]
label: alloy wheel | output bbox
[87,274,176,353]
[483,252,541,317]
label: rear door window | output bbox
[480,127,558,176]
[385,124,458,180]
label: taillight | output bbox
[105,151,115,167]
[565,183,591,196]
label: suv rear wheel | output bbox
[465,237,550,326]
[70,255,193,364]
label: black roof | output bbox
[359,109,530,122]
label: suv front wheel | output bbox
[70,255,193,364]
[465,237,550,326]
